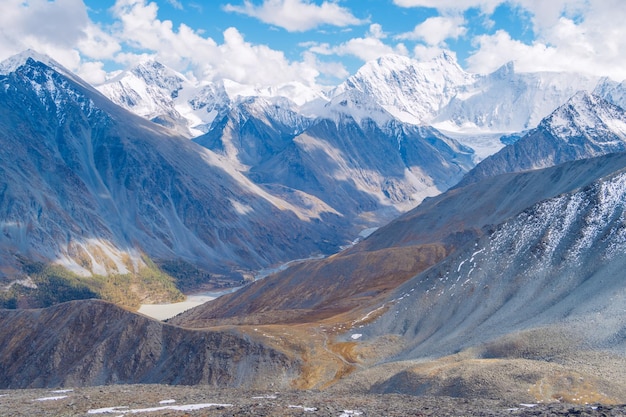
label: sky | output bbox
[1,0,625,88]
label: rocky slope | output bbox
[1,385,623,416]
[0,300,298,389]
[332,152,626,402]
[359,157,626,358]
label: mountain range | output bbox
[3,48,626,408]
[98,52,624,152]
[0,52,354,307]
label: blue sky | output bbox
[1,1,625,87]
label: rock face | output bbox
[0,300,299,389]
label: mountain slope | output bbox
[0,300,298,388]
[195,93,475,230]
[459,91,626,186]
[0,53,345,306]
[171,152,626,327]
[355,152,626,364]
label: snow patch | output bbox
[288,405,318,412]
[35,396,68,401]
[87,403,232,414]
[230,199,254,215]
[159,399,175,404]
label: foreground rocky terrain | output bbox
[1,385,624,416]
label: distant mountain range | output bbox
[458,91,626,186]
[170,90,626,327]
[98,52,625,142]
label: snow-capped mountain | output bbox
[97,54,626,166]
[594,77,626,110]
[0,49,78,82]
[460,91,626,186]
[97,61,200,137]
[329,53,610,136]
[195,89,475,228]
[432,62,600,133]
[330,53,476,126]
[98,61,325,138]
[0,53,348,301]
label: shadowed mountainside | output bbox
[0,300,299,389]
[0,54,353,305]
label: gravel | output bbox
[1,385,625,416]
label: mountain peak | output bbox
[333,52,474,125]
[542,90,626,139]
[0,49,69,76]
[492,61,515,78]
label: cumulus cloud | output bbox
[223,0,365,32]
[394,0,626,80]
[107,0,323,87]
[396,16,467,46]
[0,0,90,65]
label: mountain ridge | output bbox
[458,91,626,187]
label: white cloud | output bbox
[223,0,365,32]
[396,16,466,46]
[108,0,323,87]
[0,0,337,88]
[305,24,408,62]
[394,0,626,80]
[468,20,626,81]
[0,0,90,67]
[301,50,349,80]
[77,24,122,61]
[392,0,501,14]
[165,0,183,9]
[75,60,109,85]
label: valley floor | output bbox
[0,385,623,416]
